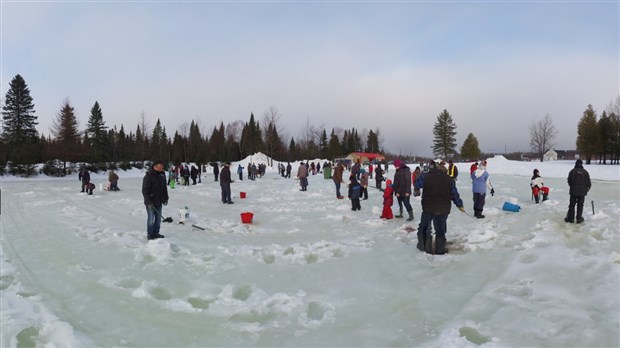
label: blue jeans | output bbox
[418,211,447,240]
[146,204,162,239]
[397,195,413,212]
[221,183,232,203]
[334,181,341,197]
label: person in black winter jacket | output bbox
[415,160,465,255]
[79,168,92,194]
[392,159,414,221]
[213,162,220,181]
[220,162,233,204]
[142,160,169,240]
[565,159,591,223]
[190,165,198,185]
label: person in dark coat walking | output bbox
[286,163,292,178]
[375,165,384,189]
[392,159,414,221]
[79,168,91,194]
[415,160,465,255]
[220,162,233,204]
[142,160,169,240]
[190,165,198,185]
[332,162,345,199]
[565,159,591,223]
[212,162,220,182]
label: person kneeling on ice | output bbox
[142,159,169,240]
[415,160,465,255]
[530,169,549,203]
[348,174,362,211]
[381,179,394,219]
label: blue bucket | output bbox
[502,202,521,212]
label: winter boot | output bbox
[564,216,574,223]
[416,232,425,251]
[576,217,584,224]
[406,210,414,221]
[395,208,403,218]
[475,209,485,219]
[435,237,448,255]
[534,195,540,204]
[542,193,549,202]
[424,233,433,254]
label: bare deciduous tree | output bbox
[529,113,558,162]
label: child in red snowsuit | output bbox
[381,179,394,219]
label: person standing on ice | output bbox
[237,164,244,181]
[220,162,233,204]
[360,168,369,200]
[212,162,220,182]
[393,159,414,221]
[565,159,591,223]
[286,162,292,178]
[415,160,465,255]
[297,162,309,191]
[190,165,199,185]
[142,160,169,240]
[470,160,494,219]
[380,179,394,219]
[374,165,384,190]
[332,161,345,199]
[348,174,362,211]
[531,169,550,203]
[448,160,458,180]
[79,167,91,193]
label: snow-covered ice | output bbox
[1,155,619,347]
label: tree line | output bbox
[1,74,383,176]
[3,74,618,177]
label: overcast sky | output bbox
[2,1,618,157]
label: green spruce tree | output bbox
[460,133,481,160]
[432,109,457,159]
[576,104,599,164]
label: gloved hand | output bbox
[490,188,495,196]
[458,206,465,212]
[163,200,168,206]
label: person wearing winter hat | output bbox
[360,168,369,200]
[470,160,494,218]
[392,159,414,221]
[381,179,394,219]
[348,174,362,211]
[142,159,169,240]
[332,161,345,199]
[531,169,550,203]
[415,160,465,255]
[565,159,591,223]
[220,162,234,204]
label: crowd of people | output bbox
[78,156,593,252]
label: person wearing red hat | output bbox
[381,179,394,219]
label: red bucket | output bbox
[240,212,254,224]
[240,192,246,199]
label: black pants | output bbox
[473,192,486,211]
[221,183,232,203]
[362,187,368,199]
[351,198,361,210]
[567,195,585,221]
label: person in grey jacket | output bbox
[220,162,233,204]
[565,159,591,223]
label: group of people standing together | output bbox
[139,157,592,247]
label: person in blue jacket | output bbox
[470,160,494,219]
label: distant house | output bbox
[345,152,386,164]
[544,149,580,161]
[543,149,558,161]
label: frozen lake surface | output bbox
[1,156,619,347]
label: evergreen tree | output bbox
[288,137,298,161]
[319,129,328,158]
[576,104,599,164]
[598,111,612,164]
[171,131,184,164]
[365,129,380,153]
[151,119,164,160]
[460,133,481,160]
[85,101,108,163]
[51,99,81,174]
[2,74,39,175]
[327,129,342,160]
[432,109,457,159]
